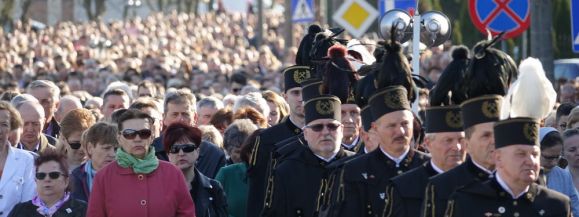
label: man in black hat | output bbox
[421,95,502,217]
[246,65,310,217]
[262,95,355,217]
[384,106,466,217]
[328,86,430,217]
[445,118,571,217]
[358,106,379,154]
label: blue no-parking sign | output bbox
[571,0,579,53]
[291,0,315,23]
[468,0,530,39]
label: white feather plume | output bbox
[500,57,557,120]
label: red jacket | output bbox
[87,160,196,217]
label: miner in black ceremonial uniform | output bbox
[322,38,430,217]
[246,65,309,217]
[446,117,571,217]
[384,106,466,217]
[421,38,519,217]
[261,95,355,217]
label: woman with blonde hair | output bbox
[262,90,289,126]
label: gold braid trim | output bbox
[263,158,277,208]
[249,136,261,166]
[316,179,328,212]
[382,185,394,217]
[444,200,454,217]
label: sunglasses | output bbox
[169,144,198,154]
[66,138,81,150]
[542,154,562,162]
[36,171,66,180]
[121,129,152,140]
[306,123,341,132]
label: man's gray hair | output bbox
[198,125,224,149]
[27,80,60,101]
[223,119,258,152]
[164,89,197,113]
[232,92,270,118]
[11,94,39,109]
[197,96,224,111]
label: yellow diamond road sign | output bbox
[333,0,378,38]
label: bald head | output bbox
[55,95,83,123]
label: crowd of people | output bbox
[0,4,574,217]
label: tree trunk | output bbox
[20,0,32,20]
[530,0,554,82]
[0,0,15,31]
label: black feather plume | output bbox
[429,45,470,106]
[296,24,323,66]
[374,38,415,103]
[461,33,518,99]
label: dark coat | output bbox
[153,137,226,178]
[190,168,228,217]
[324,148,430,217]
[8,199,87,217]
[446,176,571,217]
[246,117,302,217]
[421,157,492,217]
[384,161,439,217]
[262,146,355,217]
[70,163,90,202]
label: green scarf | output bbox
[116,146,159,174]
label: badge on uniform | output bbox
[539,209,545,216]
[498,206,505,213]
[66,208,72,213]
[361,173,368,179]
[379,193,385,200]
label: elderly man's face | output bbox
[29,87,58,123]
[18,103,45,147]
[304,119,343,157]
[495,145,541,186]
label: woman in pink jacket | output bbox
[87,109,196,217]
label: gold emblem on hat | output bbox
[293,70,310,84]
[445,111,462,129]
[482,101,499,118]
[384,91,407,109]
[523,122,538,142]
[316,100,334,115]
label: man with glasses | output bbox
[247,66,309,217]
[262,95,354,217]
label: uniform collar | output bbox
[495,172,529,199]
[342,136,360,150]
[430,161,445,174]
[314,150,339,163]
[380,146,410,167]
[286,116,303,135]
[471,158,493,175]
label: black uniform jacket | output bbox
[262,146,355,217]
[384,161,439,217]
[190,168,228,217]
[324,148,430,217]
[446,176,571,217]
[421,157,492,217]
[247,116,302,217]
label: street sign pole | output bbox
[411,0,420,116]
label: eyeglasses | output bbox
[169,144,197,154]
[306,123,341,132]
[121,129,152,140]
[36,171,66,180]
[65,138,81,150]
[542,154,562,162]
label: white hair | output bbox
[232,92,270,118]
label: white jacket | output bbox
[0,147,36,216]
